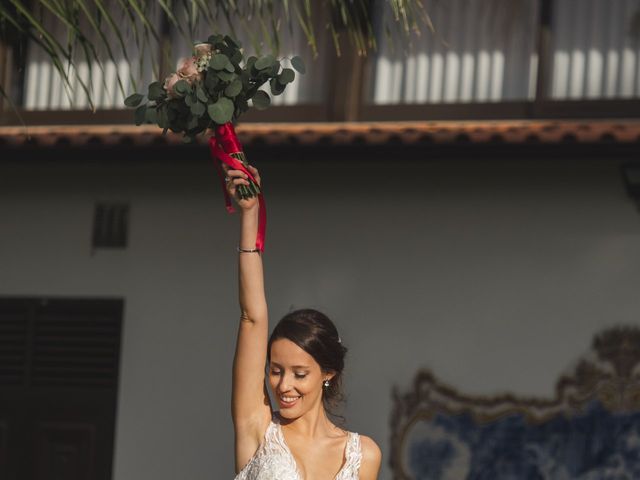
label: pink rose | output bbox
[163,73,180,98]
[177,56,199,80]
[194,43,213,56]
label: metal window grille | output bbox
[92,203,129,249]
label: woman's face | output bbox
[268,338,331,419]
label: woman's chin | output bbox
[277,407,300,419]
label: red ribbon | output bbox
[209,128,266,252]
[215,123,244,155]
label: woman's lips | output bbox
[278,395,301,409]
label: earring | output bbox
[323,379,330,388]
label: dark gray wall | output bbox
[1,147,638,479]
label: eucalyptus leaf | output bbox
[210,53,229,70]
[268,63,280,77]
[252,90,271,110]
[219,44,235,58]
[185,94,196,106]
[148,82,165,101]
[134,104,147,125]
[279,68,295,84]
[224,79,242,97]
[270,78,286,96]
[231,50,243,65]
[246,56,257,70]
[240,71,251,86]
[124,93,144,107]
[255,54,276,70]
[208,34,223,45]
[145,107,157,123]
[207,97,234,124]
[174,80,190,96]
[224,35,240,48]
[205,72,219,91]
[196,86,208,102]
[217,71,234,82]
[224,61,235,73]
[191,102,206,116]
[291,56,306,74]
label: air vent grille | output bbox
[92,203,129,248]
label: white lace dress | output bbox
[234,416,362,480]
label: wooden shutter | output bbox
[0,298,123,480]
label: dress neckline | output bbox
[274,419,353,480]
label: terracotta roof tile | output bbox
[1,120,640,148]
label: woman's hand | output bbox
[223,164,261,211]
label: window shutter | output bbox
[0,306,29,387]
[0,299,122,389]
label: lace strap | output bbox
[264,420,288,453]
[336,432,362,478]
[265,420,302,475]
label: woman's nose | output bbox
[278,373,293,391]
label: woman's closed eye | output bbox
[270,369,307,379]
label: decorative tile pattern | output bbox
[391,327,640,479]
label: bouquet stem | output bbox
[230,151,261,200]
[214,123,260,201]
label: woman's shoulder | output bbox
[358,434,381,460]
[357,434,382,479]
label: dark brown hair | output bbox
[268,309,347,411]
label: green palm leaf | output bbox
[1,0,430,107]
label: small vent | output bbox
[92,203,129,248]
[0,312,28,386]
[32,310,121,388]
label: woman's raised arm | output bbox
[225,165,272,471]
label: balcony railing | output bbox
[1,0,640,125]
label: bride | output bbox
[225,164,381,479]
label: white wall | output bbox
[1,152,639,479]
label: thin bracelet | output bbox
[237,246,260,253]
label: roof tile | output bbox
[1,120,640,148]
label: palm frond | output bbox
[0,0,430,107]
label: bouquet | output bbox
[125,34,304,251]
